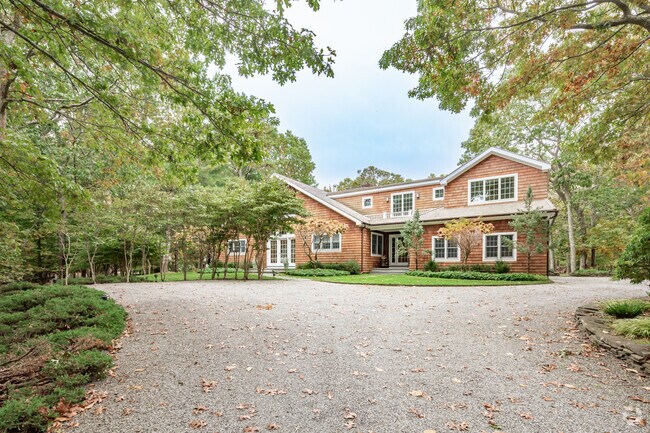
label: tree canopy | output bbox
[335,166,407,191]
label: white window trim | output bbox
[228,239,247,255]
[362,196,373,209]
[311,233,342,253]
[467,173,518,206]
[390,191,415,217]
[433,187,445,201]
[431,236,460,262]
[370,232,384,257]
[482,232,517,262]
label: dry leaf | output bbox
[409,407,424,418]
[193,405,209,414]
[244,427,260,433]
[520,413,534,420]
[201,378,216,392]
[189,419,207,429]
[266,423,280,430]
[409,390,425,397]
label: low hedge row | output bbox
[571,269,612,277]
[406,270,548,282]
[297,261,361,275]
[285,269,351,277]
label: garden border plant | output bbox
[0,282,127,433]
[406,270,549,282]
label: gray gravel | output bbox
[63,277,649,433]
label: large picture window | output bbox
[391,192,414,216]
[432,237,459,261]
[483,233,516,261]
[228,239,247,254]
[313,233,341,252]
[469,175,516,204]
[371,233,384,256]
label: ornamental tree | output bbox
[398,210,426,270]
[294,218,349,266]
[437,219,494,269]
[509,187,549,274]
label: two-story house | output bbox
[264,148,557,275]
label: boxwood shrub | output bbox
[285,269,351,277]
[297,261,360,275]
[406,270,548,282]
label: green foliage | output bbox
[615,208,650,285]
[335,166,407,191]
[285,269,351,277]
[0,284,126,433]
[398,210,426,270]
[603,300,650,319]
[406,270,548,282]
[571,269,611,277]
[445,264,494,273]
[508,187,548,273]
[493,260,510,274]
[297,261,361,275]
[613,318,650,340]
[423,260,438,272]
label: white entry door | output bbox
[267,235,296,269]
[389,235,409,267]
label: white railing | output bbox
[366,209,414,222]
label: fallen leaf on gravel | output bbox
[409,390,425,397]
[303,389,317,395]
[628,417,647,427]
[629,396,650,404]
[193,405,208,414]
[266,423,279,430]
[520,413,534,420]
[344,421,356,429]
[114,395,125,402]
[225,365,237,371]
[189,419,207,429]
[411,368,425,373]
[240,414,255,421]
[244,427,260,432]
[256,387,286,396]
[452,378,462,383]
[256,304,273,310]
[236,403,254,410]
[445,421,469,431]
[409,407,424,418]
[540,364,557,372]
[201,378,216,392]
[122,408,133,416]
[214,411,223,417]
[423,430,437,433]
[542,396,553,401]
[567,363,583,372]
[92,406,106,415]
[343,409,357,419]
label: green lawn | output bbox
[137,270,275,282]
[301,273,548,286]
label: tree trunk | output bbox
[590,248,596,268]
[563,187,577,274]
[579,251,587,270]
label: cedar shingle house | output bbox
[264,148,557,274]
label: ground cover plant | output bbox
[613,318,650,340]
[0,283,127,433]
[285,269,351,277]
[603,300,650,319]
[406,270,549,282]
[298,273,546,286]
[297,261,361,275]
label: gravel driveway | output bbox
[63,277,649,433]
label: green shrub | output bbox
[406,270,547,282]
[0,284,126,433]
[423,260,438,272]
[494,260,510,274]
[571,269,611,277]
[613,318,650,339]
[285,269,351,277]
[603,300,650,319]
[0,281,40,294]
[468,264,494,273]
[297,261,360,274]
[615,207,650,284]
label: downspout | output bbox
[360,224,365,273]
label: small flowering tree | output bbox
[438,218,494,269]
[294,217,348,266]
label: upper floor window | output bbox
[362,196,373,209]
[228,239,247,254]
[313,233,341,252]
[483,233,516,261]
[371,233,384,256]
[432,237,459,261]
[469,174,516,204]
[391,192,414,217]
[433,187,444,200]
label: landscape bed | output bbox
[0,283,127,433]
[288,273,548,286]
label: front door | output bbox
[267,235,296,269]
[389,235,409,267]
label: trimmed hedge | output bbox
[285,269,351,277]
[297,261,361,275]
[571,269,612,277]
[406,270,548,282]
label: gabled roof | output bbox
[274,174,369,226]
[441,147,551,185]
[327,177,442,198]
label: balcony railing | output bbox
[366,209,414,222]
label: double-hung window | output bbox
[313,233,341,252]
[228,239,246,254]
[483,233,516,261]
[392,192,414,217]
[432,237,459,261]
[371,233,384,256]
[433,187,444,200]
[469,175,516,204]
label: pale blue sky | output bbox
[226,1,475,187]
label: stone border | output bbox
[576,303,650,375]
